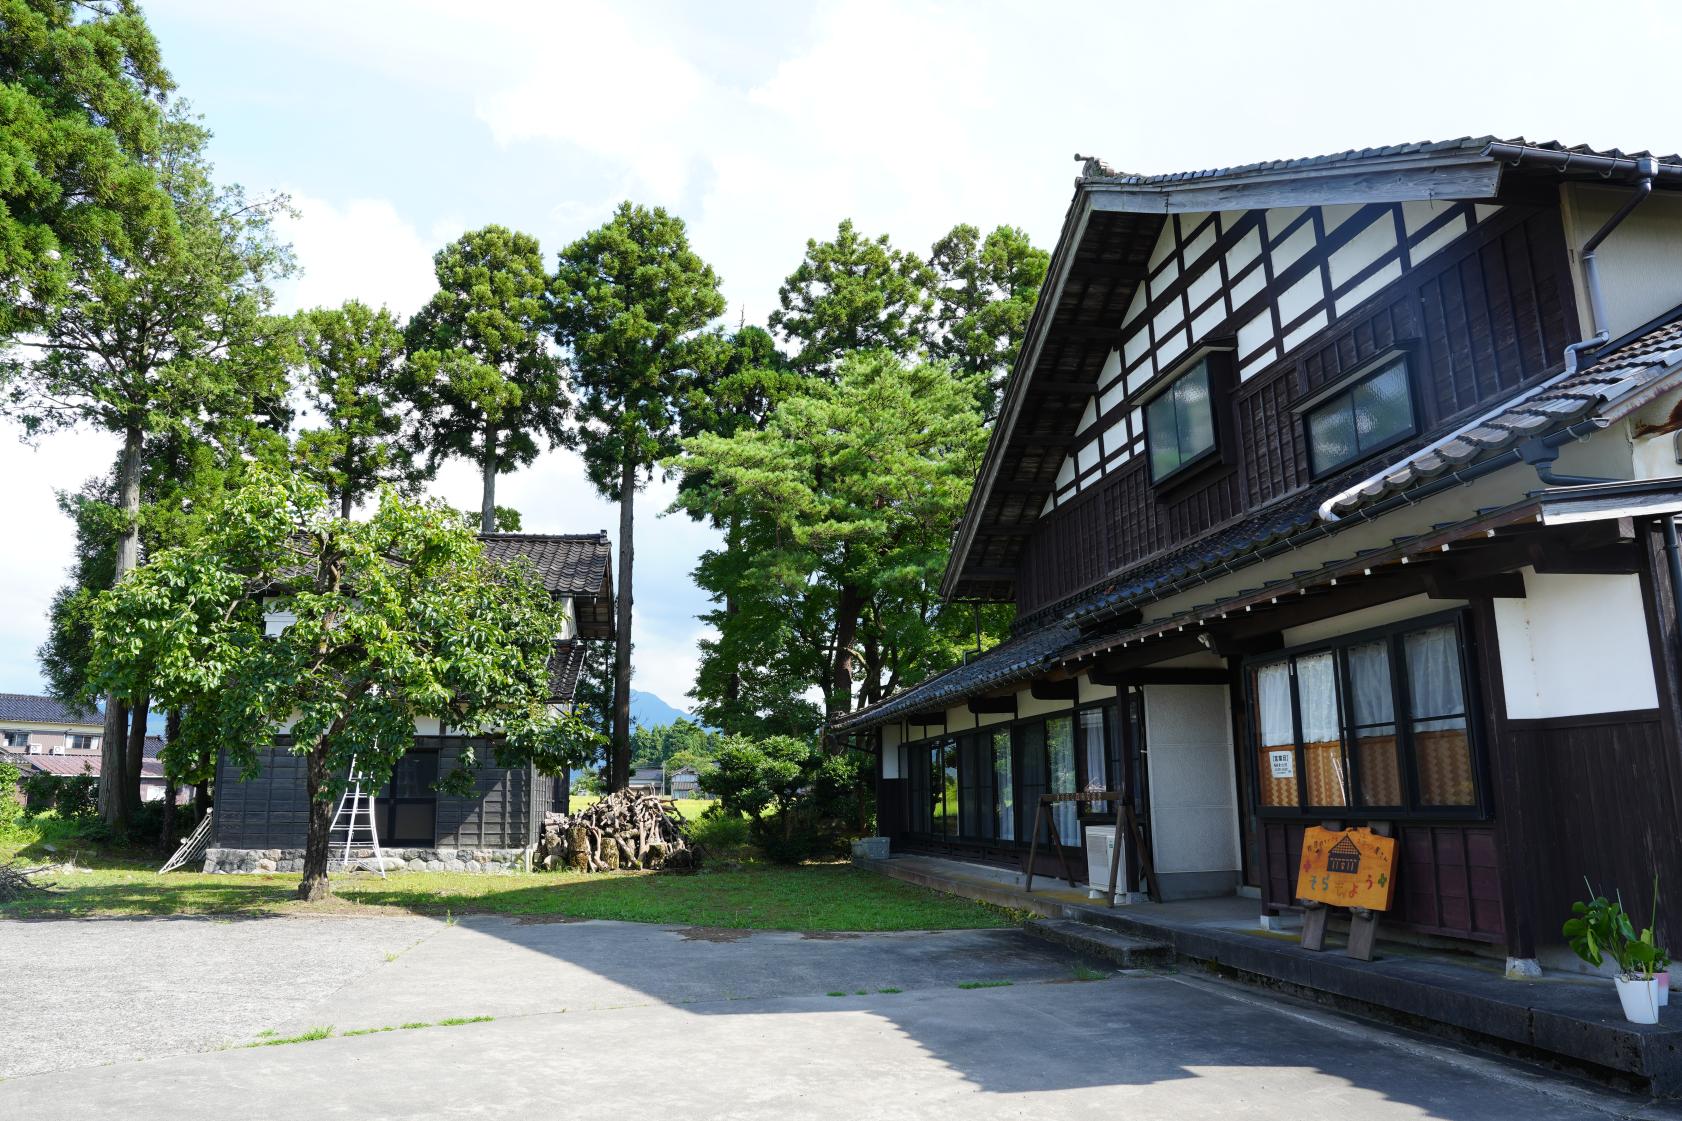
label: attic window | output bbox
[1145,359,1217,482]
[1305,354,1416,477]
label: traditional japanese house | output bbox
[834,138,1682,975]
[202,532,613,873]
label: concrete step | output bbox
[1025,918,1173,969]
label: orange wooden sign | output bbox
[1296,827,1398,911]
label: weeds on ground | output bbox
[246,1026,333,1047]
[437,1016,494,1026]
[956,979,1013,990]
[1070,965,1111,982]
[877,987,902,994]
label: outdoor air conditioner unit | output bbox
[1084,824,1125,904]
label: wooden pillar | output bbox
[1469,594,1539,974]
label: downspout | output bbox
[1319,156,1659,522]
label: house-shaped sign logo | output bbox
[1327,834,1362,875]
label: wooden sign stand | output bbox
[1023,790,1158,905]
[1298,901,1381,961]
[1294,824,1397,962]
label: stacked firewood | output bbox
[537,790,697,873]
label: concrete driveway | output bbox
[1,913,1674,1120]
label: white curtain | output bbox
[1296,653,1339,742]
[1405,625,1465,721]
[1344,641,1394,726]
[1255,662,1294,746]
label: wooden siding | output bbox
[1016,206,1576,616]
[1503,712,1682,952]
[211,740,541,850]
[435,738,536,848]
[213,748,310,849]
[1262,820,1505,942]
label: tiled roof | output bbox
[1326,316,1682,515]
[478,533,611,597]
[8,753,166,780]
[0,693,101,726]
[547,640,589,704]
[832,621,1082,732]
[1081,137,1682,186]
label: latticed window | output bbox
[1250,614,1479,816]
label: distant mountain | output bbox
[630,689,695,729]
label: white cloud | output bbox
[0,426,121,693]
[275,193,438,317]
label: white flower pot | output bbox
[1659,972,1671,1008]
[1615,976,1661,1024]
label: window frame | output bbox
[895,701,1126,845]
[1242,608,1489,822]
[1299,348,1421,480]
[1142,349,1235,487]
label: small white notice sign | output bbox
[1268,750,1296,779]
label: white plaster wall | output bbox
[1281,593,1464,647]
[414,717,443,736]
[1142,684,1241,875]
[881,724,901,779]
[1493,569,1659,719]
[1016,689,1076,719]
[1562,185,1682,341]
[1078,675,1118,703]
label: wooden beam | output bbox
[1029,679,1079,702]
[1090,665,1230,687]
[1422,570,1527,600]
[966,695,1016,715]
[904,709,947,727]
[1527,540,1641,576]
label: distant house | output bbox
[5,731,184,803]
[629,767,664,794]
[0,693,103,756]
[668,767,702,798]
[204,532,615,872]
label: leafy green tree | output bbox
[41,429,287,824]
[701,734,869,863]
[0,0,174,336]
[671,324,810,725]
[551,201,727,791]
[672,352,991,720]
[2,108,294,830]
[927,223,1049,411]
[87,467,598,900]
[293,300,423,518]
[769,219,934,375]
[405,225,565,534]
[629,718,721,770]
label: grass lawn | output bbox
[0,864,1012,930]
[2,814,1010,931]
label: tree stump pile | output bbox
[537,790,697,873]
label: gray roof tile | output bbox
[0,694,100,726]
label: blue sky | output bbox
[3,0,1681,706]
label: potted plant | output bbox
[1563,883,1665,1025]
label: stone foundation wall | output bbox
[201,846,531,874]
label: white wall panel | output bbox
[1494,570,1659,719]
[1144,684,1241,877]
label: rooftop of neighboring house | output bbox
[0,693,101,728]
[8,738,167,781]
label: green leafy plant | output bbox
[1563,879,1668,980]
